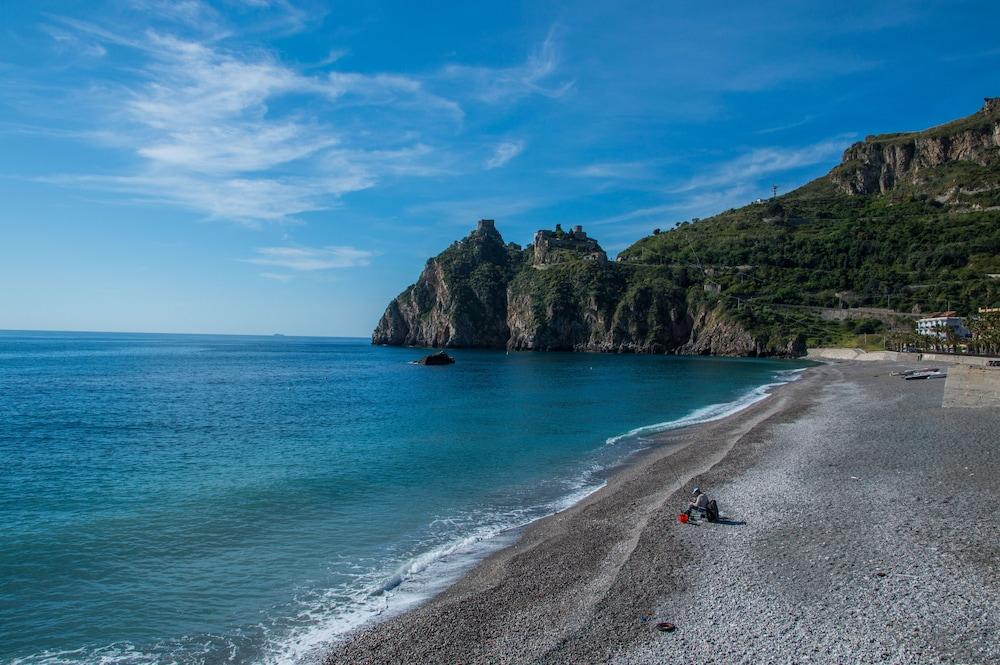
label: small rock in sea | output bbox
[415,351,456,365]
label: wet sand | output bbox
[327,361,1000,664]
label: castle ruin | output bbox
[532,224,607,265]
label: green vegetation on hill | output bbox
[618,99,1000,349]
[620,175,1000,319]
[376,101,1000,356]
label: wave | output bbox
[256,368,809,662]
[11,366,806,665]
[257,476,608,665]
[237,367,808,663]
[605,366,806,446]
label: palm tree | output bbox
[970,312,1000,355]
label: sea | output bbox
[0,331,811,664]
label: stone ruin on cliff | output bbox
[532,224,608,265]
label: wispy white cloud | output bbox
[941,47,1000,62]
[260,271,294,282]
[671,136,853,193]
[243,245,374,271]
[584,137,854,235]
[125,0,227,35]
[33,13,574,228]
[42,24,108,58]
[754,115,816,135]
[42,171,373,227]
[484,140,524,169]
[558,161,657,180]
[42,22,463,224]
[586,185,755,234]
[438,29,574,104]
[707,56,877,93]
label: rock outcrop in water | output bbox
[371,219,518,348]
[415,351,456,365]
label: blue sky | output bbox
[1,0,997,336]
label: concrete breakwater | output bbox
[806,348,1000,367]
[807,348,1000,407]
[943,364,1000,408]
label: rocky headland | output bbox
[374,99,1000,357]
[372,219,799,356]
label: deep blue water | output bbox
[0,331,810,664]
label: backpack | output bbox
[705,499,719,523]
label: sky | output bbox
[1,0,998,336]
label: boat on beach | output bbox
[904,369,947,380]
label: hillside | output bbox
[374,99,1000,356]
[372,220,720,353]
[620,98,1000,339]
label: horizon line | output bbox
[0,328,371,340]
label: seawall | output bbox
[807,348,1000,367]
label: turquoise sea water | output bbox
[0,331,810,664]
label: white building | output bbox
[916,311,971,339]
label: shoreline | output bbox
[308,362,810,654]
[326,359,999,664]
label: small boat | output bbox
[904,369,946,380]
[893,367,939,377]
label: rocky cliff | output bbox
[831,97,1000,196]
[679,304,805,357]
[371,219,518,348]
[375,100,999,356]
[372,220,801,356]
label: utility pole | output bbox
[771,184,778,199]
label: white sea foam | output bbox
[256,367,808,664]
[14,367,806,665]
[255,475,607,665]
[604,366,806,446]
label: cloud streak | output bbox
[438,29,574,104]
[484,140,525,169]
[558,161,658,180]
[670,137,853,193]
[43,20,467,224]
[586,136,854,235]
[243,245,374,271]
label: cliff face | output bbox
[505,270,691,352]
[831,98,1000,195]
[679,304,806,357]
[376,100,999,357]
[373,220,800,356]
[371,220,517,348]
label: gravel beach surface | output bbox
[326,362,999,664]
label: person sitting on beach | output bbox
[686,486,710,516]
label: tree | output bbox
[943,324,961,354]
[970,311,1000,355]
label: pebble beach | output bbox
[327,361,1000,664]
